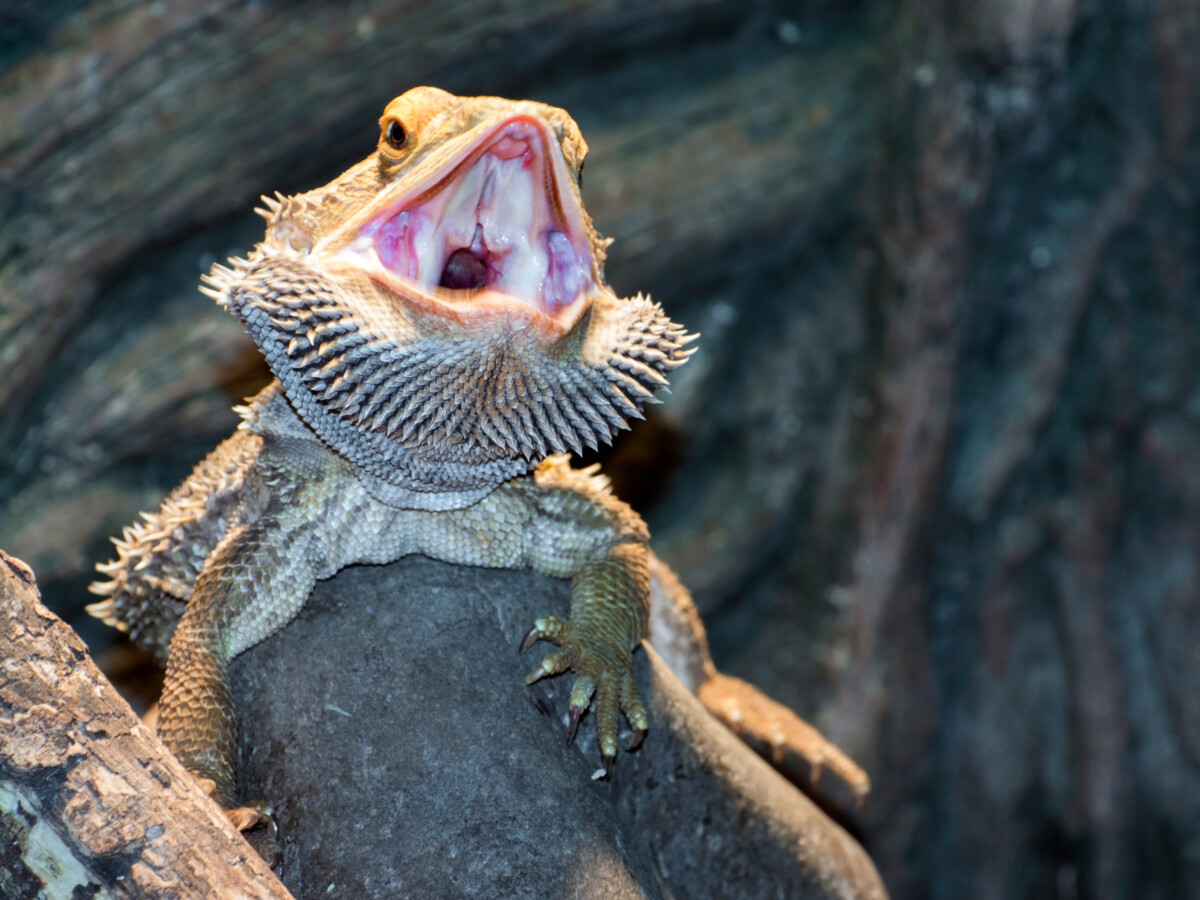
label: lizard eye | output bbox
[385,120,408,150]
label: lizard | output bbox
[87,87,868,834]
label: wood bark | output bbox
[0,551,292,899]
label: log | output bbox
[0,543,886,898]
[231,555,887,900]
[0,550,291,899]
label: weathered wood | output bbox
[0,551,291,899]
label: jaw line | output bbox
[345,255,595,341]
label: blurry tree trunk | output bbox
[2,1,1199,898]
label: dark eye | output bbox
[386,120,407,150]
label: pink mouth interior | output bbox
[358,121,593,317]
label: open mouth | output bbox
[341,118,595,326]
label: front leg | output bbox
[157,514,321,827]
[155,425,365,829]
[407,455,653,772]
[522,542,651,771]
[518,457,655,772]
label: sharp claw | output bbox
[771,739,786,766]
[566,707,582,747]
[628,727,647,751]
[602,754,615,778]
[520,625,540,653]
[524,663,549,685]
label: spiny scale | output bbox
[87,91,877,818]
[253,190,287,223]
[204,251,692,509]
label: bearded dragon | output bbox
[88,87,867,832]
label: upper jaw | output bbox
[321,113,599,337]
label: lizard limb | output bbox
[156,506,322,828]
[153,386,363,823]
[523,543,651,770]
[404,454,654,769]
[90,89,871,833]
[647,553,870,802]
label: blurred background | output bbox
[2,1,1198,897]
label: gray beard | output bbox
[207,252,693,510]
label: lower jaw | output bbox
[369,273,587,340]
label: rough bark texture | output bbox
[232,556,885,900]
[0,551,291,899]
[3,1,1199,898]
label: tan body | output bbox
[90,88,866,830]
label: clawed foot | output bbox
[697,673,871,807]
[195,776,280,866]
[521,615,647,775]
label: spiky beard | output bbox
[205,250,693,510]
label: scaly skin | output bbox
[90,88,868,831]
[150,385,652,807]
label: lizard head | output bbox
[204,87,695,509]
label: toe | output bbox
[520,616,569,651]
[620,673,649,750]
[524,648,574,684]
[568,674,596,712]
[565,675,595,746]
[593,677,621,760]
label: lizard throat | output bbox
[339,119,594,331]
